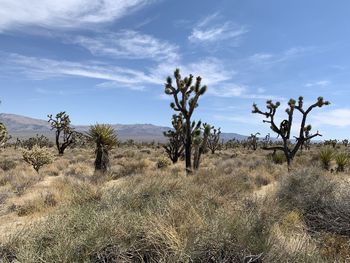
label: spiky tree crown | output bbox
[165,68,207,118]
[87,124,118,150]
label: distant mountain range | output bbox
[0,113,247,142]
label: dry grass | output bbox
[0,144,349,262]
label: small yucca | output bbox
[319,148,333,171]
[335,152,349,172]
[87,124,118,173]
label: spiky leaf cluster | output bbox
[87,124,118,150]
[165,68,207,119]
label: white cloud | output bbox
[209,84,246,97]
[313,109,350,127]
[248,46,319,66]
[0,52,284,101]
[1,53,158,88]
[73,30,179,61]
[304,80,330,88]
[0,0,153,31]
[151,58,234,86]
[188,13,248,43]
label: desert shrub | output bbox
[1,176,273,263]
[0,159,17,171]
[267,151,286,164]
[277,168,350,238]
[22,146,53,173]
[319,148,333,170]
[335,152,349,172]
[277,168,335,214]
[318,233,350,261]
[115,159,150,178]
[156,158,171,169]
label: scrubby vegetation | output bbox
[0,74,348,262]
[0,140,349,262]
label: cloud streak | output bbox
[0,0,154,31]
[188,13,248,43]
[73,30,179,61]
[0,53,158,88]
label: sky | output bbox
[0,0,350,139]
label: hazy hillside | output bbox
[0,113,246,142]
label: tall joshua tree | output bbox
[164,68,207,173]
[207,126,221,154]
[163,114,185,163]
[48,111,77,155]
[252,96,330,168]
[87,124,118,173]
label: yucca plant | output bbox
[87,124,118,173]
[335,152,349,172]
[320,147,334,171]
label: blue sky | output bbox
[0,0,350,139]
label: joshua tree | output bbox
[247,132,260,150]
[20,134,53,150]
[193,123,211,170]
[164,68,207,173]
[252,96,330,168]
[262,133,272,148]
[207,126,221,154]
[163,114,185,164]
[324,139,338,148]
[87,124,118,173]
[48,112,77,155]
[342,139,349,147]
[0,122,8,148]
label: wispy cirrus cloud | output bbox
[304,80,330,88]
[0,0,155,32]
[248,46,319,65]
[0,53,158,89]
[188,13,248,44]
[0,51,283,101]
[73,30,179,61]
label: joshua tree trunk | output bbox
[95,144,109,173]
[185,119,192,173]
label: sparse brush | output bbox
[335,152,349,172]
[22,145,53,173]
[319,147,333,170]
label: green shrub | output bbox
[335,152,348,172]
[268,151,286,164]
[319,148,333,170]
